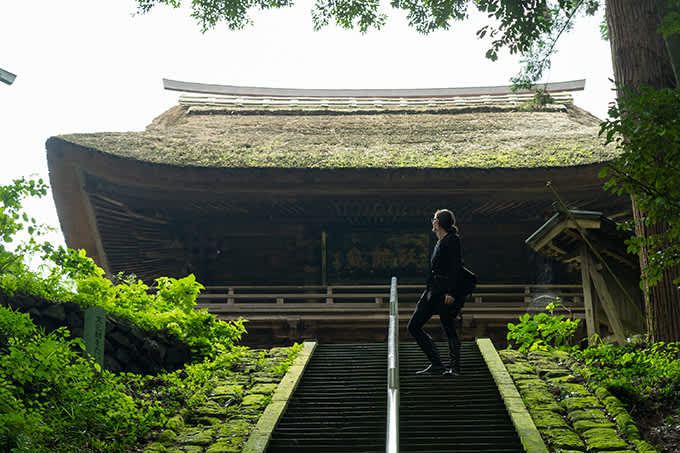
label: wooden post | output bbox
[523,286,532,303]
[227,287,235,304]
[585,252,626,345]
[580,247,599,344]
[326,286,334,304]
[321,231,327,286]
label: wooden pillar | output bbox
[579,247,599,344]
[584,252,627,345]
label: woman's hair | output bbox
[434,209,459,233]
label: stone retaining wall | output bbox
[0,291,192,375]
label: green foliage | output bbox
[271,342,303,376]
[0,306,167,452]
[506,302,581,353]
[0,177,49,274]
[575,340,680,417]
[599,86,680,288]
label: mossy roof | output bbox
[56,103,617,169]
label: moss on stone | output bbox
[518,383,555,400]
[213,384,243,397]
[542,428,586,451]
[194,416,223,426]
[241,393,270,407]
[177,427,217,446]
[573,419,616,434]
[633,439,660,453]
[219,418,252,439]
[555,383,589,398]
[620,422,641,441]
[166,415,184,432]
[581,428,629,450]
[550,350,572,362]
[194,400,228,417]
[206,442,243,453]
[498,348,526,363]
[567,409,611,423]
[248,383,278,394]
[561,396,603,411]
[506,362,536,376]
[158,429,178,445]
[614,412,634,429]
[530,409,570,428]
[143,442,168,452]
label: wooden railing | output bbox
[196,284,583,307]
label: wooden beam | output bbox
[580,247,599,344]
[163,78,586,98]
[585,252,626,345]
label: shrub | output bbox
[506,302,581,352]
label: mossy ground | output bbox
[140,346,297,453]
[499,348,658,453]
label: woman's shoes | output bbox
[415,364,446,375]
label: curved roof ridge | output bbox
[163,78,585,98]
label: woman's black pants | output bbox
[407,290,461,370]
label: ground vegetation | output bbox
[0,178,299,452]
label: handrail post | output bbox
[386,276,399,453]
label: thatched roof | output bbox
[56,84,615,169]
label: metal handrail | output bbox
[386,276,399,453]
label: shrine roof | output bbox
[54,79,617,169]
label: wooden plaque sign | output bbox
[84,306,106,368]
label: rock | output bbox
[206,442,242,453]
[143,441,168,452]
[556,383,590,398]
[218,418,251,439]
[213,384,243,398]
[530,410,570,428]
[193,416,223,426]
[241,394,269,407]
[166,415,184,432]
[519,386,557,406]
[581,427,629,450]
[542,428,586,451]
[568,409,611,423]
[498,348,526,362]
[158,429,178,445]
[505,362,535,376]
[561,396,603,411]
[115,347,131,364]
[177,427,216,446]
[573,419,616,434]
[194,400,228,417]
[248,383,278,394]
[550,349,571,362]
[633,439,659,453]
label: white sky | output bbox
[0,0,615,248]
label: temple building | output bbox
[46,79,630,289]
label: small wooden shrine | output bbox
[526,209,644,343]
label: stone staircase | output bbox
[267,342,524,452]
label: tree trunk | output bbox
[606,0,680,342]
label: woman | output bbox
[407,208,464,376]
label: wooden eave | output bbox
[47,135,630,278]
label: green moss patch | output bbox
[249,383,278,394]
[561,396,603,411]
[573,419,616,434]
[542,428,586,451]
[581,428,629,450]
[530,410,570,428]
[567,409,611,423]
